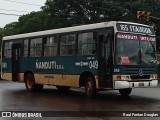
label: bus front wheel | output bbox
[119,88,132,97]
[25,73,43,91]
[85,76,96,98]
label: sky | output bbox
[0,0,46,28]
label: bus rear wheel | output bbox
[85,76,96,98]
[25,73,43,91]
[119,88,132,97]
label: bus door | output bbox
[98,31,113,88]
[12,43,22,82]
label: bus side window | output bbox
[44,36,57,56]
[24,39,29,57]
[78,32,96,55]
[3,42,8,57]
[60,34,75,55]
[30,38,42,57]
[3,41,13,58]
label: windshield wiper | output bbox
[145,41,155,55]
[149,59,157,63]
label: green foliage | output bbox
[42,0,127,28]
[1,0,160,34]
[41,0,160,28]
[16,11,48,33]
[1,0,160,50]
[3,22,18,36]
[0,28,4,50]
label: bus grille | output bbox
[130,75,150,80]
[123,66,156,75]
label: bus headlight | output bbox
[116,75,131,80]
[150,74,157,79]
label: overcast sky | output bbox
[0,0,46,28]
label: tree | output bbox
[1,0,160,38]
[0,28,4,50]
[2,22,19,36]
[1,0,160,51]
[16,11,48,34]
[42,0,127,28]
[0,11,48,50]
[42,0,160,28]
[42,0,160,52]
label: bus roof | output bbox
[3,21,152,41]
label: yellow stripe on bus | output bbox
[34,74,80,87]
[2,73,99,88]
[2,73,12,81]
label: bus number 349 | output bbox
[89,61,98,69]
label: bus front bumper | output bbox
[114,80,158,89]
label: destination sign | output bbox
[116,23,155,35]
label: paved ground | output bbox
[0,80,160,120]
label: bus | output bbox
[1,21,158,98]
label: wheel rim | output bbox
[26,76,34,89]
[86,79,93,96]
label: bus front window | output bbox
[116,33,157,65]
[116,39,139,65]
[140,40,156,65]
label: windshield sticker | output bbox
[117,33,138,40]
[117,33,156,41]
[120,57,130,65]
[139,36,156,41]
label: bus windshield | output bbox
[116,33,156,65]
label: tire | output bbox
[119,88,132,97]
[56,86,70,92]
[85,76,97,98]
[25,73,43,91]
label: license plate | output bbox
[139,83,144,87]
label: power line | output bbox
[0,12,20,16]
[0,8,28,13]
[4,0,41,7]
